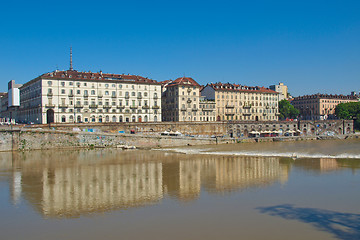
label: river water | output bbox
[0,139,359,240]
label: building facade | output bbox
[291,94,358,120]
[18,70,162,124]
[269,82,289,100]
[162,77,208,122]
[201,83,279,121]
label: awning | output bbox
[250,131,260,134]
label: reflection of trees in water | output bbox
[257,204,360,240]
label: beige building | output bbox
[201,83,279,121]
[291,94,358,120]
[269,82,289,100]
[162,77,215,122]
[17,70,162,124]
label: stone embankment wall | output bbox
[0,129,226,152]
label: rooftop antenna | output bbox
[70,46,73,71]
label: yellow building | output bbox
[201,83,279,121]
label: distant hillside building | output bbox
[269,82,288,100]
[16,70,162,124]
[291,94,358,120]
[201,83,279,121]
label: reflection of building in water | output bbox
[214,156,288,191]
[40,163,163,217]
[3,149,291,217]
[179,160,201,200]
[294,158,339,172]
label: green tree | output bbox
[335,102,360,130]
[278,99,300,120]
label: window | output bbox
[61,82,65,86]
[119,84,122,89]
[61,89,65,94]
[105,84,109,88]
[105,91,109,95]
[48,81,52,86]
[77,90,81,94]
[91,90,95,95]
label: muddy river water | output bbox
[0,139,359,239]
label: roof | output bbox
[23,70,161,88]
[167,77,201,87]
[293,93,358,101]
[204,82,278,94]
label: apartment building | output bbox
[291,94,358,120]
[201,83,279,121]
[18,70,162,124]
[162,77,203,122]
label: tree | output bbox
[335,102,360,130]
[278,99,300,120]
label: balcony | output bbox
[89,104,98,108]
[83,94,89,98]
[180,107,187,111]
[243,113,251,116]
[98,95,103,98]
[75,104,83,108]
[137,95,142,99]
[243,105,251,109]
[45,104,55,108]
[125,95,130,99]
[225,105,235,108]
[187,99,192,103]
[47,92,53,97]
[111,95,117,98]
[192,108,198,111]
[68,93,74,97]
[130,105,138,109]
[142,105,150,109]
[152,105,160,109]
[103,105,112,109]
[117,106,125,109]
[263,113,267,116]
[59,104,68,108]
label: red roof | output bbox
[205,82,278,94]
[167,77,200,87]
[40,70,160,84]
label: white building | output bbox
[18,70,162,124]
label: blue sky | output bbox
[0,0,359,96]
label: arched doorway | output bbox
[132,116,136,122]
[138,116,142,122]
[77,116,81,123]
[112,116,116,122]
[61,116,66,123]
[105,115,109,122]
[46,109,54,124]
[255,116,259,121]
[217,115,221,121]
[99,116,103,123]
[154,116,158,122]
[144,115,148,122]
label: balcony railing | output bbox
[45,104,55,108]
[75,104,83,108]
[142,105,150,109]
[89,104,98,108]
[103,105,112,109]
[130,105,138,109]
[68,93,74,97]
[152,105,160,109]
[192,108,198,111]
[111,95,117,98]
[47,92,53,97]
[243,105,251,109]
[180,107,187,111]
[125,95,130,99]
[59,104,68,108]
[225,105,235,108]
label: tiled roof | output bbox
[205,82,278,94]
[40,70,160,84]
[167,77,201,87]
[293,94,357,100]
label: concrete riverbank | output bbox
[0,128,358,152]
